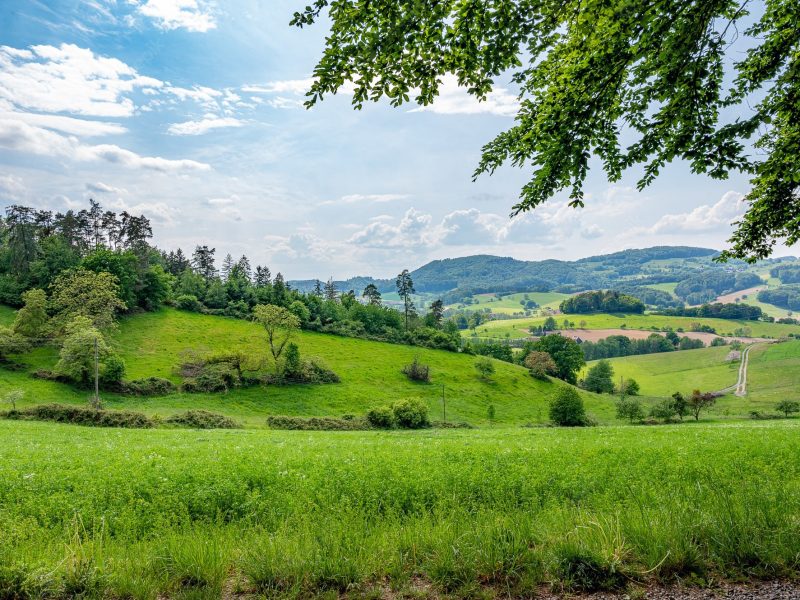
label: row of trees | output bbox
[580,332,706,361]
[657,302,763,321]
[559,290,645,314]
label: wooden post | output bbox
[442,383,446,424]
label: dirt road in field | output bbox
[715,342,768,396]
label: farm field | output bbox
[581,346,739,398]
[1,419,799,599]
[746,340,800,406]
[447,291,569,315]
[469,311,800,340]
[2,307,603,426]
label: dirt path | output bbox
[715,342,766,396]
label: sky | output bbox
[0,0,788,279]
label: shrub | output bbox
[650,398,678,421]
[123,377,176,396]
[176,294,202,312]
[524,351,558,380]
[100,354,126,384]
[166,410,239,429]
[776,400,800,417]
[283,342,302,377]
[266,415,369,431]
[182,362,239,393]
[583,360,615,393]
[549,387,587,426]
[710,337,728,346]
[616,397,644,423]
[392,398,430,429]
[402,356,430,382]
[3,389,23,410]
[366,405,395,429]
[474,357,495,381]
[2,404,153,428]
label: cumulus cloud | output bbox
[648,192,746,234]
[438,208,503,246]
[135,0,216,32]
[0,109,127,137]
[0,174,25,201]
[106,197,179,225]
[0,44,162,117]
[266,232,333,261]
[409,75,519,117]
[167,116,244,135]
[0,119,210,172]
[348,208,434,249]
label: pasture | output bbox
[1,420,799,599]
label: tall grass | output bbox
[0,421,798,598]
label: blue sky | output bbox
[0,0,784,279]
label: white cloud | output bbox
[267,232,333,261]
[0,110,126,136]
[208,195,238,206]
[165,85,222,107]
[86,181,126,194]
[648,192,746,234]
[167,116,244,135]
[0,174,25,201]
[135,0,216,32]
[107,197,179,225]
[242,79,314,95]
[409,75,519,117]
[320,193,409,206]
[438,208,502,246]
[348,207,434,249]
[0,119,210,172]
[0,44,162,117]
[581,224,604,239]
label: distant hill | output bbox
[291,246,724,296]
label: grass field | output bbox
[448,291,569,315]
[469,311,800,340]
[1,419,798,599]
[746,341,800,407]
[582,346,738,398]
[2,308,606,426]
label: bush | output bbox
[616,397,644,423]
[100,354,126,384]
[182,362,239,393]
[176,294,202,312]
[366,405,395,429]
[650,398,678,421]
[549,387,587,426]
[776,400,800,417]
[123,377,176,396]
[402,356,430,382]
[392,398,430,429]
[524,350,558,380]
[266,415,369,431]
[165,410,239,429]
[2,404,153,428]
[474,357,495,381]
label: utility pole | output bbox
[442,383,446,424]
[93,337,100,409]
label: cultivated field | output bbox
[1,420,799,599]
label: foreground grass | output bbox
[1,420,798,598]
[4,308,603,426]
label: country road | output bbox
[716,342,764,396]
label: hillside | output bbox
[3,307,610,426]
[289,246,797,300]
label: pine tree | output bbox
[362,283,381,306]
[323,277,338,302]
[236,255,252,283]
[221,253,234,282]
[395,269,415,330]
[313,279,323,297]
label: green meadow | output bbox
[469,311,800,340]
[2,308,606,426]
[448,291,569,315]
[1,420,799,599]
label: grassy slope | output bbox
[3,308,614,426]
[448,291,569,315]
[469,311,800,340]
[582,346,738,397]
[1,419,798,598]
[0,304,16,327]
[746,340,800,407]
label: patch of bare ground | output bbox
[715,287,767,305]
